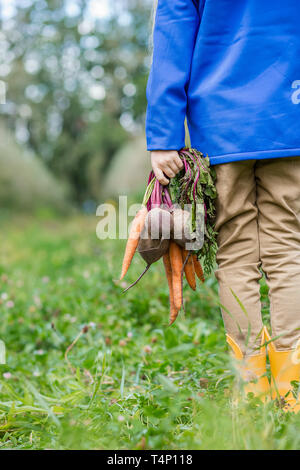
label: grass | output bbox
[0,214,300,450]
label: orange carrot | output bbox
[192,254,205,283]
[169,241,183,323]
[163,251,178,324]
[120,206,148,280]
[182,249,196,291]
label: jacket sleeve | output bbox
[146,0,200,151]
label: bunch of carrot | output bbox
[120,201,204,325]
[120,148,214,326]
[163,244,204,325]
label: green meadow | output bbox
[0,214,300,450]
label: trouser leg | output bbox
[256,157,300,350]
[214,160,263,356]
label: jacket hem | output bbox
[206,148,300,166]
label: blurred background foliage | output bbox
[0,0,152,211]
[2,3,299,451]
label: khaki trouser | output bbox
[215,157,300,356]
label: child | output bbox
[146,0,300,411]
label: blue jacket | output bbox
[146,0,300,165]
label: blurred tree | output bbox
[0,0,152,204]
[0,120,69,212]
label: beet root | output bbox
[141,207,173,240]
[123,208,172,293]
[138,207,172,264]
[171,208,196,248]
[138,236,170,265]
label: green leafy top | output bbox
[169,148,218,275]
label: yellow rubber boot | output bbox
[264,327,300,413]
[226,333,270,401]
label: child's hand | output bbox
[151,150,184,185]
